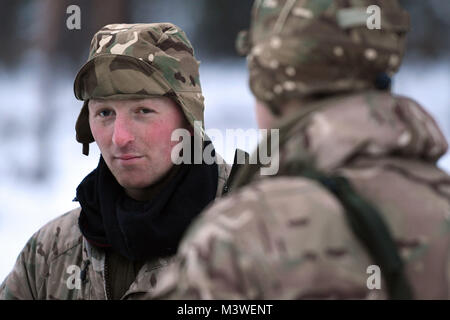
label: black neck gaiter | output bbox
[76,146,218,261]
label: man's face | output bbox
[88,97,189,191]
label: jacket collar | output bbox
[278,91,448,171]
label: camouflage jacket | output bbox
[0,158,230,300]
[152,91,450,299]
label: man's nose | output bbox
[112,115,135,147]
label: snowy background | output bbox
[0,0,449,283]
[0,58,449,282]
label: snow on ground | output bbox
[0,59,448,282]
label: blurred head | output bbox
[237,0,410,117]
[88,97,190,193]
[74,23,205,156]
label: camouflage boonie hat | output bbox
[236,0,410,113]
[74,23,205,155]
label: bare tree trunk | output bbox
[32,0,65,181]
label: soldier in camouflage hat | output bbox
[74,23,206,155]
[0,23,231,300]
[151,0,450,299]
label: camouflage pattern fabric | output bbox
[74,23,205,155]
[236,0,410,112]
[147,0,450,300]
[151,90,450,299]
[0,156,230,300]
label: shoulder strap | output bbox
[307,169,413,300]
[223,149,250,195]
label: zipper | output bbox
[103,253,112,300]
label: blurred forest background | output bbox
[0,0,449,280]
[1,0,449,69]
[0,0,449,180]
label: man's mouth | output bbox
[116,154,141,160]
[114,154,144,163]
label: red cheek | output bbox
[90,124,111,146]
[144,119,179,146]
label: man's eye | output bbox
[98,110,113,117]
[138,108,154,114]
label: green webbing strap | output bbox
[223,149,250,195]
[285,162,413,300]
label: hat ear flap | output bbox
[75,101,94,155]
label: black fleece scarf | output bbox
[76,146,218,261]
